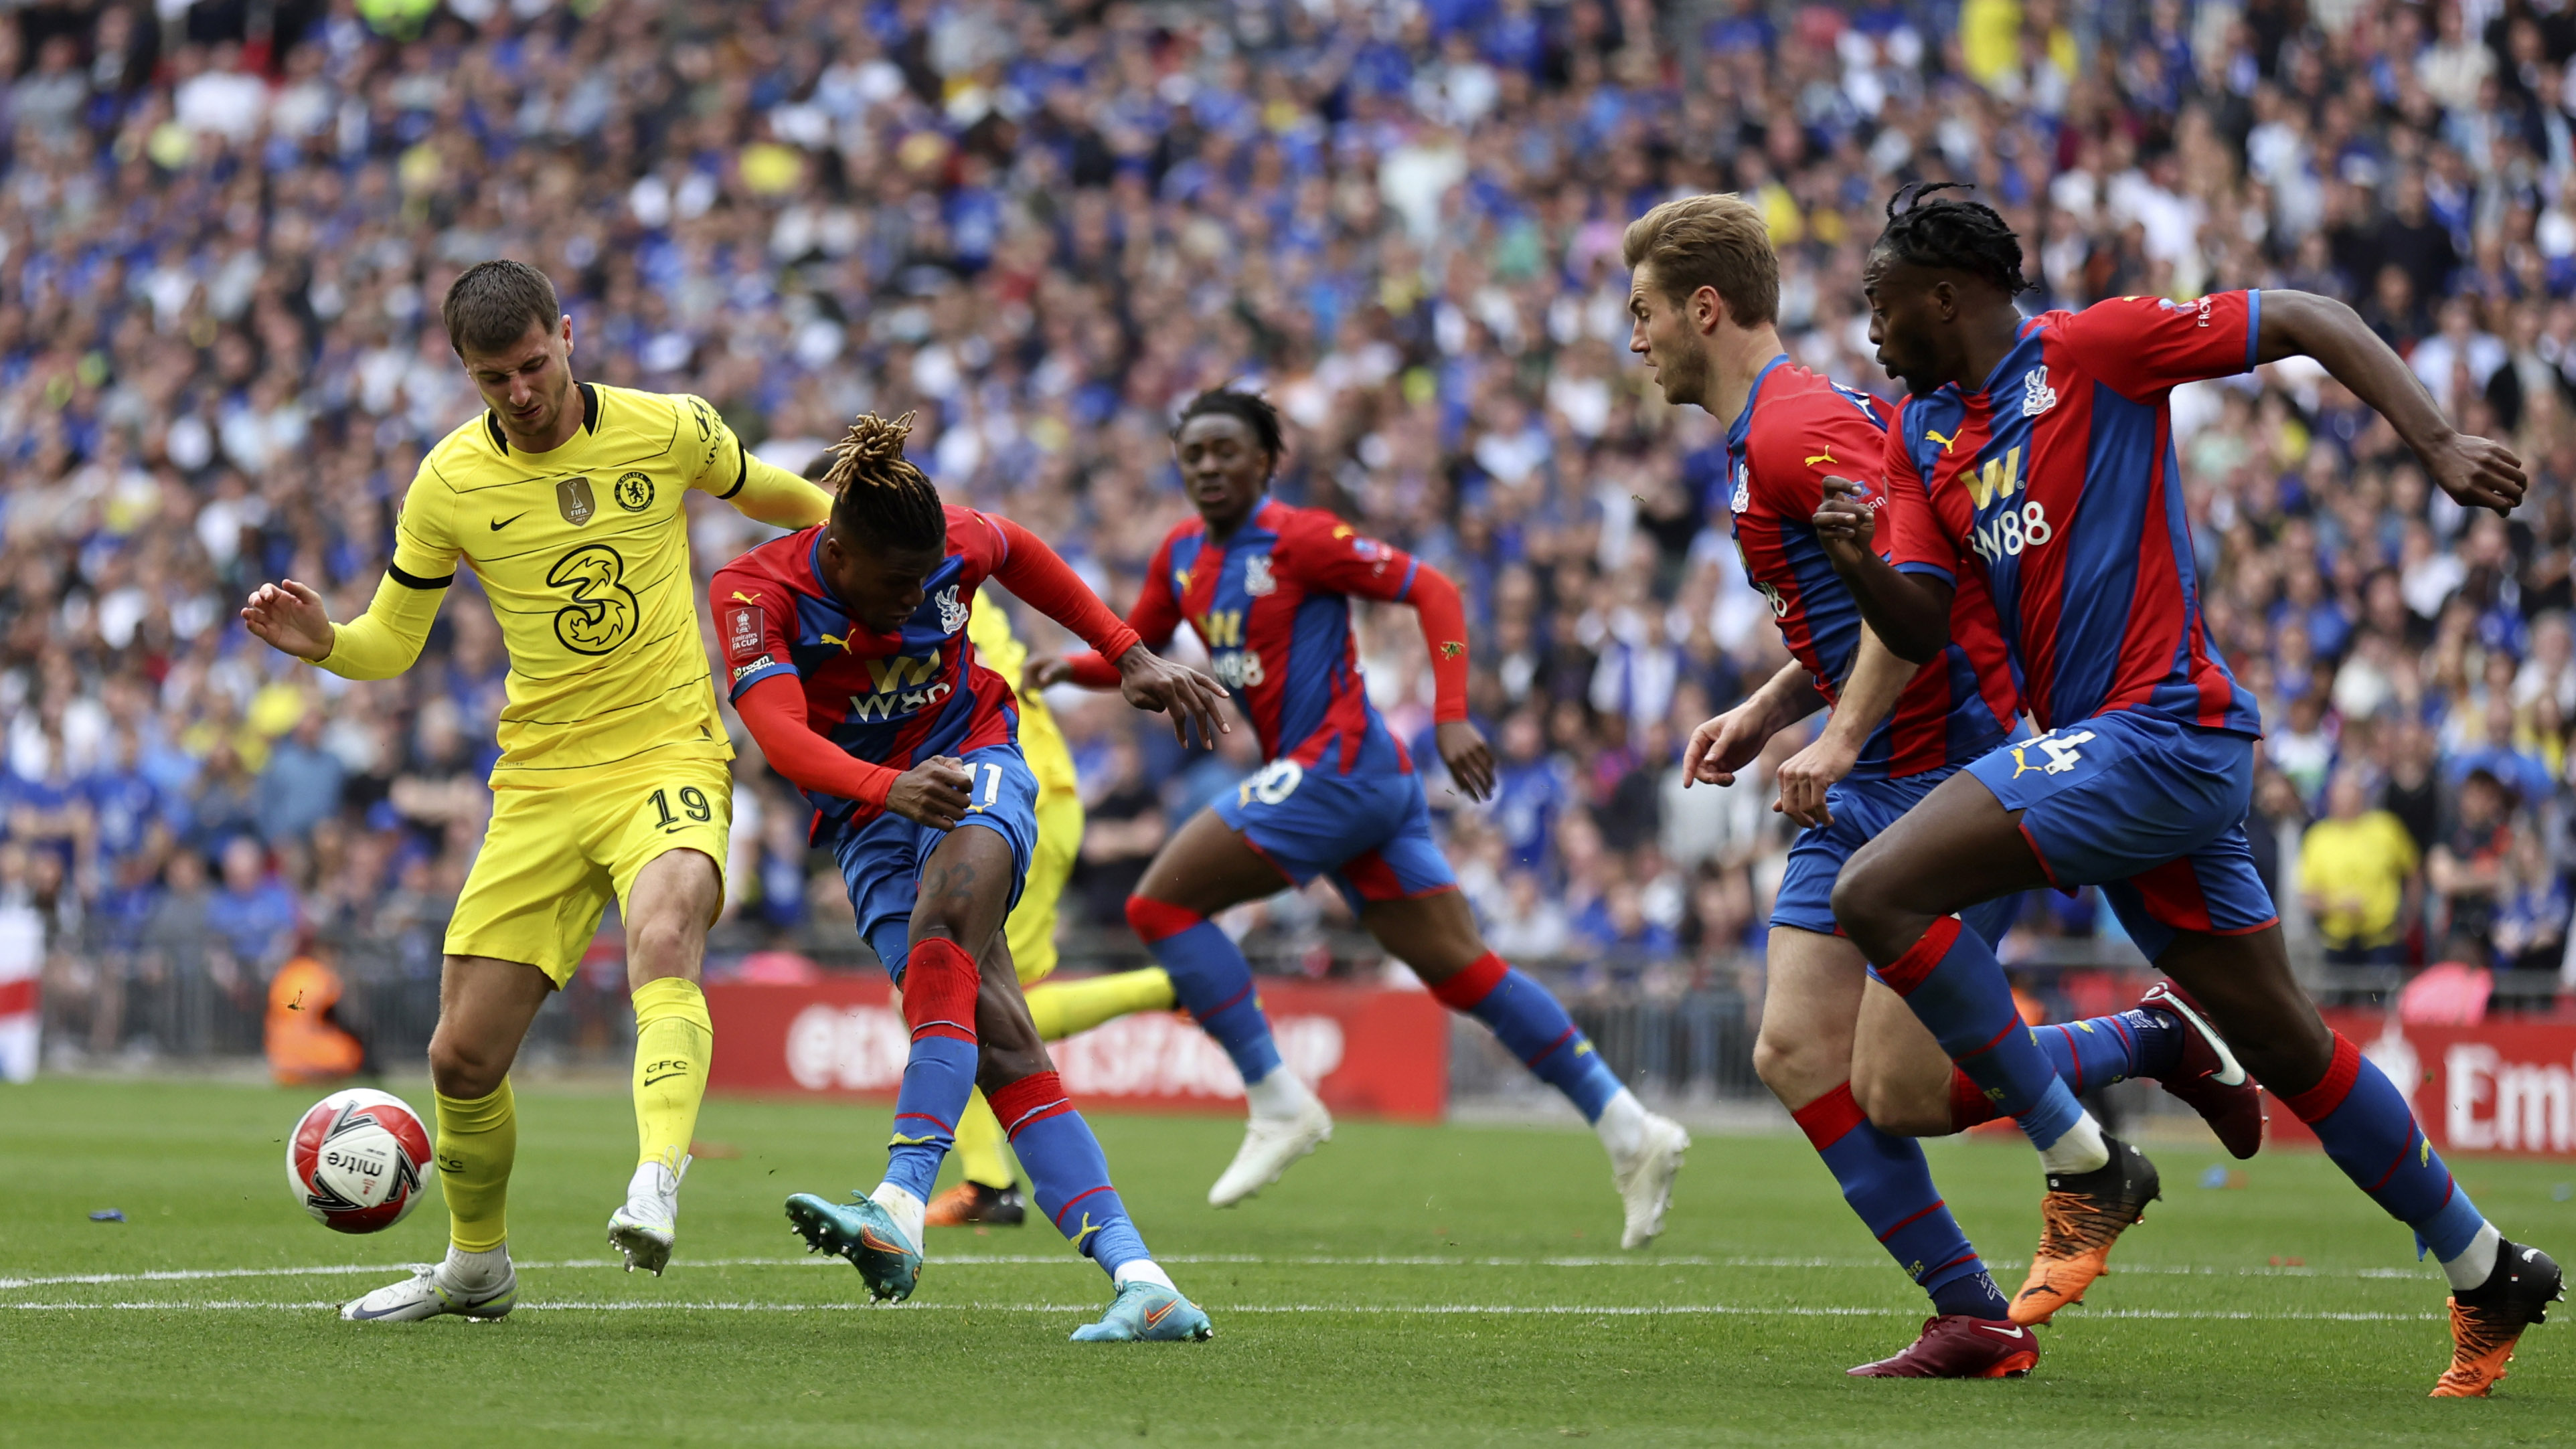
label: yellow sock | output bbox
[954,1088,1016,1189]
[434,1080,516,1253]
[1025,967,1176,1041]
[631,976,714,1172]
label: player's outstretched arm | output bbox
[732,675,968,828]
[1771,627,1912,829]
[983,513,1230,746]
[1396,564,1494,800]
[242,572,444,680]
[721,453,837,529]
[2255,289,2527,515]
[1811,477,1953,663]
[1684,658,1822,790]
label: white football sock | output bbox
[1594,1088,1649,1161]
[1113,1259,1176,1292]
[1244,1066,1313,1120]
[2036,1111,2111,1175]
[870,1183,927,1250]
[442,1244,509,1290]
[2442,1222,2502,1292]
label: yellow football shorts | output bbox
[447,754,732,986]
[1003,784,1082,987]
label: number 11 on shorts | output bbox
[973,762,1001,809]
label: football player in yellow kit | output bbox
[787,453,1174,1227]
[241,261,834,1320]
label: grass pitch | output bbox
[3,1078,2572,1446]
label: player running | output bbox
[242,261,837,1319]
[1815,183,2561,1396]
[1624,194,2261,1377]
[1030,388,1690,1244]
[789,453,1178,1231]
[719,414,1227,1341]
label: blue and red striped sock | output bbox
[2031,1007,2184,1093]
[2282,1032,2486,1263]
[1126,896,1285,1086]
[1874,917,2083,1153]
[992,1070,1149,1278]
[1795,1082,2011,1320]
[1430,952,1622,1122]
[882,936,979,1203]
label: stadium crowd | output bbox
[7,0,2576,1066]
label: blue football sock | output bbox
[1874,917,2083,1153]
[993,1070,1149,1278]
[1431,952,1622,1122]
[1795,1082,2010,1319]
[2032,1007,2184,1094]
[1127,897,1285,1086]
[882,936,981,1205]
[884,1038,975,1203]
[2285,1033,2487,1262]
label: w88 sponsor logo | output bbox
[1967,502,2054,564]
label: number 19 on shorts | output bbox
[649,785,714,831]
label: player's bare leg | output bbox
[1754,926,2032,1374]
[609,847,724,1274]
[343,955,551,1321]
[1363,889,1687,1247]
[1834,774,2160,1327]
[1129,808,1334,1205]
[2154,925,2563,1393]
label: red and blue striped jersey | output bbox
[1727,357,2019,778]
[710,505,1018,831]
[1129,500,1417,775]
[1880,292,2264,738]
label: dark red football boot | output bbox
[1847,1316,2040,1378]
[2138,978,2265,1159]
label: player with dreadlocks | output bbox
[1028,388,1691,1243]
[1811,182,2561,1395]
[1626,191,2263,1379]
[712,413,1232,1341]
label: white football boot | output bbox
[1612,1112,1690,1249]
[607,1155,690,1276]
[1208,1097,1333,1207]
[341,1251,517,1322]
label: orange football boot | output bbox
[2009,1135,2161,1327]
[2432,1240,2561,1397]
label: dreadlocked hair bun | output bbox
[824,411,948,552]
[1874,181,2034,298]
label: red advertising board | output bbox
[705,976,1449,1122]
[2265,1010,2576,1158]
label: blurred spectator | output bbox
[2300,768,2420,966]
[2428,766,2520,959]
[258,709,345,846]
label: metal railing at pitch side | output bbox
[25,919,2570,1093]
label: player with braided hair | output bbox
[1813,185,2560,1395]
[714,413,1232,1341]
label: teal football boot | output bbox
[1070,1280,1214,1342]
[785,1191,922,1302]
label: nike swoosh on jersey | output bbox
[490,512,528,530]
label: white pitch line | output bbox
[0,1254,2440,1292]
[0,1299,2447,1323]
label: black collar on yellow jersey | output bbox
[483,381,602,454]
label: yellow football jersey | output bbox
[965,599,1079,798]
[386,383,752,775]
